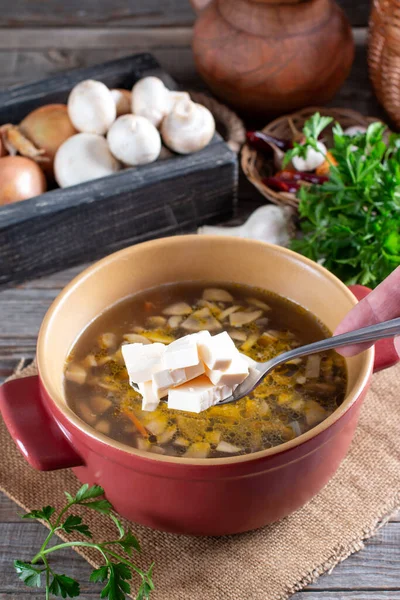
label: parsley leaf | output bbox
[303,113,333,143]
[74,484,104,503]
[14,561,43,587]
[90,565,109,583]
[82,499,113,515]
[61,515,92,538]
[48,573,80,598]
[283,113,333,167]
[22,505,55,524]
[100,563,131,600]
[15,486,154,600]
[117,531,141,555]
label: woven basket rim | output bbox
[241,106,387,209]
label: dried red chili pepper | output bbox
[263,177,299,194]
[275,170,329,185]
[246,131,291,153]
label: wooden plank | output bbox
[0,1,196,28]
[0,1,371,29]
[0,522,102,595]
[0,520,399,595]
[307,523,400,590]
[0,27,193,50]
[296,594,400,599]
[0,48,197,91]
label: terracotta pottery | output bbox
[190,0,355,117]
[0,236,398,536]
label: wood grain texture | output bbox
[0,0,371,28]
[0,519,399,597]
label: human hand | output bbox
[334,266,400,358]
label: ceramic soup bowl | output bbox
[1,236,398,536]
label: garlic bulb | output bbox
[131,77,174,128]
[54,133,120,188]
[198,205,292,247]
[161,98,215,154]
[107,115,161,166]
[292,141,327,172]
[67,80,116,135]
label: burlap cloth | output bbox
[1,359,400,600]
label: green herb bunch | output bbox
[286,116,400,287]
[14,484,154,600]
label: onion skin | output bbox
[0,156,47,205]
[110,89,132,116]
[0,136,7,158]
[20,104,77,178]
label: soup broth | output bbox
[64,282,347,458]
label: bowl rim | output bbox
[37,235,374,466]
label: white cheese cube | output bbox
[241,353,258,368]
[164,335,200,369]
[205,355,249,387]
[168,375,232,413]
[197,331,237,371]
[184,360,205,382]
[152,360,205,396]
[122,342,165,383]
[138,381,163,412]
[152,366,187,395]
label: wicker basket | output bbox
[368,0,400,129]
[241,107,381,209]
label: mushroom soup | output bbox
[64,282,347,458]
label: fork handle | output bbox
[264,317,400,370]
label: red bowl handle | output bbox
[348,284,399,373]
[0,375,83,471]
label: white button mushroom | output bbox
[110,89,132,117]
[107,115,161,166]
[54,133,120,188]
[161,97,215,154]
[131,76,174,128]
[68,80,116,135]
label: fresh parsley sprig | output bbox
[14,484,154,600]
[289,119,400,287]
[283,112,333,166]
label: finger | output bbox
[395,336,400,358]
[334,266,400,357]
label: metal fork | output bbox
[218,317,400,405]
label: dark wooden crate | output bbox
[0,53,237,288]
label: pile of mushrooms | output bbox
[55,77,216,188]
[0,76,216,204]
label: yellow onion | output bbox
[110,89,132,116]
[0,136,7,157]
[20,104,77,178]
[0,156,47,205]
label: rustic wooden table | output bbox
[0,2,399,598]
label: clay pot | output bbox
[0,236,398,536]
[190,0,354,117]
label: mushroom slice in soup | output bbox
[202,288,233,302]
[230,310,263,327]
[162,302,192,316]
[65,363,87,385]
